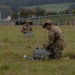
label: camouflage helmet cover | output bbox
[25,20,32,25]
[42,19,52,28]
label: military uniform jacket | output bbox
[21,25,32,33]
[45,25,65,51]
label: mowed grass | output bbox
[0,25,75,75]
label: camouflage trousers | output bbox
[47,47,64,59]
[46,42,65,59]
[24,31,34,37]
[51,49,63,59]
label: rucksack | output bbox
[33,47,52,60]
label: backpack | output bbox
[33,47,52,60]
[24,47,52,60]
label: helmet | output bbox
[42,19,52,28]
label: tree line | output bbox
[12,7,75,19]
[0,5,75,19]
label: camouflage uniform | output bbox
[21,21,34,37]
[43,20,65,59]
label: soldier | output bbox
[21,20,34,37]
[42,19,65,59]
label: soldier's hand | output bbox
[43,43,46,48]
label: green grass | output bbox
[26,3,75,12]
[0,25,75,75]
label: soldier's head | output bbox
[42,19,52,30]
[25,20,30,26]
[25,20,33,26]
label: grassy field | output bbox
[26,3,75,12]
[0,25,75,75]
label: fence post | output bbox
[65,22,67,26]
[70,21,72,26]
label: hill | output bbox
[26,3,75,12]
[0,0,75,7]
[0,0,75,18]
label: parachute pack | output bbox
[24,47,52,60]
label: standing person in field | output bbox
[21,20,34,37]
[42,19,65,59]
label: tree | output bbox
[60,10,69,14]
[45,11,58,15]
[35,7,45,16]
[72,10,75,14]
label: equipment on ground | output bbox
[24,47,52,60]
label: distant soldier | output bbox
[42,19,65,59]
[21,20,34,37]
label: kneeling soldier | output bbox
[42,19,65,59]
[21,20,34,37]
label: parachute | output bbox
[24,47,52,60]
